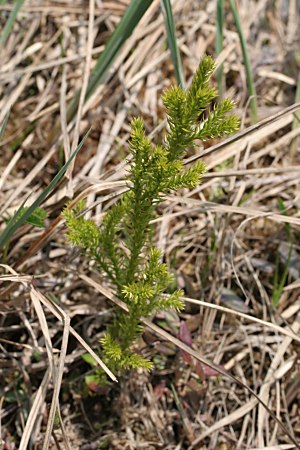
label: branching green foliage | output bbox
[63,56,239,374]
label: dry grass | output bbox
[0,0,300,449]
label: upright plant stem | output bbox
[47,0,153,146]
[229,0,258,123]
[67,0,153,122]
[161,0,185,88]
[216,0,225,98]
[0,0,26,49]
[291,71,300,157]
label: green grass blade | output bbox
[0,110,10,141]
[161,0,185,88]
[216,0,225,97]
[67,0,153,122]
[0,129,90,251]
[272,246,292,307]
[229,0,258,123]
[272,200,293,306]
[0,0,26,48]
[291,71,300,157]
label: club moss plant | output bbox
[63,56,239,375]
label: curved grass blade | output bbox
[0,0,26,48]
[0,129,90,251]
[161,0,185,88]
[67,0,153,122]
[229,0,258,123]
